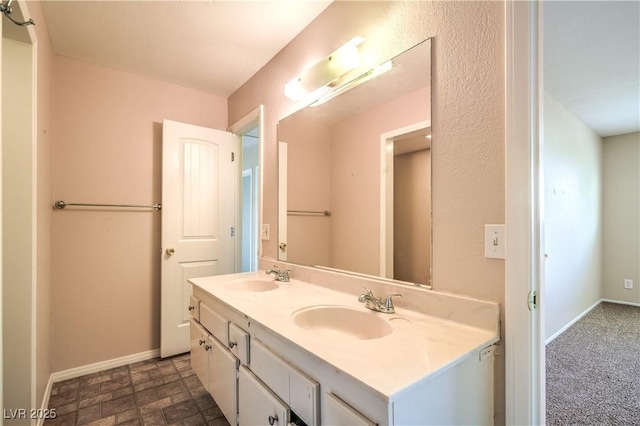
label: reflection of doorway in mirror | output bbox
[241,127,260,272]
[380,121,431,286]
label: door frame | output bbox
[229,105,264,271]
[1,0,39,412]
[505,1,545,424]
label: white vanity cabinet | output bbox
[191,287,322,426]
[190,277,498,426]
[238,366,290,426]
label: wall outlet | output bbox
[624,279,633,289]
[479,345,494,361]
[261,224,270,241]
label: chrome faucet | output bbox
[358,286,402,314]
[265,266,291,282]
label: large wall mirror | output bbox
[277,38,431,287]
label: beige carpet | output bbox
[546,302,640,425]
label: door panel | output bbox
[180,262,217,323]
[162,119,237,357]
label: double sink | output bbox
[222,276,404,341]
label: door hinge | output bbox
[231,152,235,162]
[528,290,537,311]
[230,227,235,237]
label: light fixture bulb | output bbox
[284,77,304,102]
[284,36,366,102]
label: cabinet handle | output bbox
[204,344,211,351]
[188,305,195,311]
[229,341,237,348]
[199,339,206,346]
[268,414,278,425]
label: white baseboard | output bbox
[545,298,640,346]
[36,374,55,426]
[38,348,160,425]
[50,348,160,383]
[545,299,603,345]
[601,298,640,308]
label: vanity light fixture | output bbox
[284,36,365,103]
[310,60,393,107]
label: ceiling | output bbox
[40,1,332,98]
[544,1,640,138]
[16,1,640,138]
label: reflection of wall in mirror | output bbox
[284,85,430,275]
[330,86,430,275]
[394,148,431,285]
[280,114,331,266]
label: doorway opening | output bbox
[240,127,259,272]
[229,106,263,273]
[380,120,431,286]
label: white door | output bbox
[161,119,237,357]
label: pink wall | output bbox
[52,56,227,371]
[279,114,331,266]
[228,2,505,421]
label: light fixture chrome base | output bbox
[1,0,35,27]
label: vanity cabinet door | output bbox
[208,335,239,426]
[238,366,290,426]
[189,319,209,391]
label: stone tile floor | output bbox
[44,353,231,426]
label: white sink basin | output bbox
[224,279,279,292]
[291,305,393,340]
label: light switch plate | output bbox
[485,224,506,259]
[261,224,270,241]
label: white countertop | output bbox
[190,271,499,402]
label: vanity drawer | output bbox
[325,393,376,426]
[200,303,228,345]
[188,295,200,321]
[228,323,250,365]
[250,339,289,399]
[251,339,319,426]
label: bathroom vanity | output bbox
[188,267,499,425]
